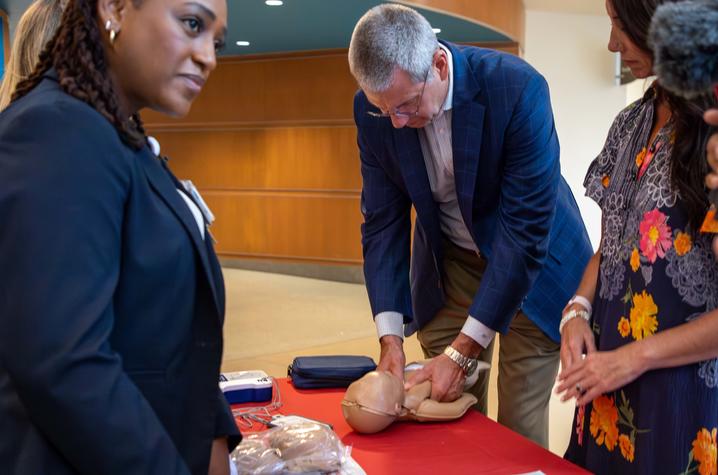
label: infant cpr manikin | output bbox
[341,361,488,433]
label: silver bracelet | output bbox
[559,309,591,334]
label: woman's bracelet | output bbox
[567,294,592,315]
[559,308,591,334]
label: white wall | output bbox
[522,9,650,455]
[524,10,628,249]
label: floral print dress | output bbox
[564,89,718,474]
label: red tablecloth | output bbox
[234,378,589,474]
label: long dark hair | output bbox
[612,0,717,233]
[11,0,146,149]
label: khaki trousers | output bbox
[416,239,560,448]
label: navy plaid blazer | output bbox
[354,42,592,342]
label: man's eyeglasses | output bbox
[367,67,430,119]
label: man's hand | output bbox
[405,333,481,402]
[405,354,466,401]
[377,335,406,381]
[559,306,596,372]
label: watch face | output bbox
[465,359,478,376]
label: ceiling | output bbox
[223,0,511,56]
[0,0,513,57]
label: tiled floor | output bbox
[221,268,576,456]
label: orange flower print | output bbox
[674,232,692,256]
[618,317,631,338]
[629,291,658,340]
[590,395,619,451]
[630,247,640,272]
[619,434,635,462]
[602,175,611,188]
[692,428,717,475]
[639,209,672,263]
[702,208,718,233]
[635,147,647,167]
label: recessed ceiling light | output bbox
[432,28,441,34]
[265,0,283,5]
[236,40,250,46]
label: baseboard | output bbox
[219,257,365,284]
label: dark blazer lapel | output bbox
[394,126,442,257]
[137,147,222,317]
[204,233,226,316]
[446,42,485,237]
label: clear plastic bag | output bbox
[231,421,349,474]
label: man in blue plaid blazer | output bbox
[348,5,592,447]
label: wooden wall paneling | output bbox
[401,0,525,50]
[145,52,364,267]
[204,190,363,265]
[145,38,524,269]
[152,126,365,265]
[153,127,361,191]
[467,41,520,56]
[143,51,358,128]
[144,42,520,130]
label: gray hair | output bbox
[348,4,438,92]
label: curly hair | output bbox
[12,0,146,148]
[611,0,717,233]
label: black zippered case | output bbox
[287,355,376,389]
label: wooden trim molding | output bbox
[146,118,356,132]
[219,48,350,63]
[201,188,360,198]
[219,252,362,266]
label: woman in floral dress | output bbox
[556,0,718,473]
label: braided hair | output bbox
[12,0,146,149]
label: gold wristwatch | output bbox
[443,345,479,375]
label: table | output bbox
[234,379,589,474]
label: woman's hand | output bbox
[705,110,718,258]
[559,305,596,372]
[705,109,718,184]
[555,344,646,406]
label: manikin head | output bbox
[341,365,481,434]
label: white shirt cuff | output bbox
[375,311,404,340]
[461,317,496,349]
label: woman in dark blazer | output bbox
[0,0,239,472]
